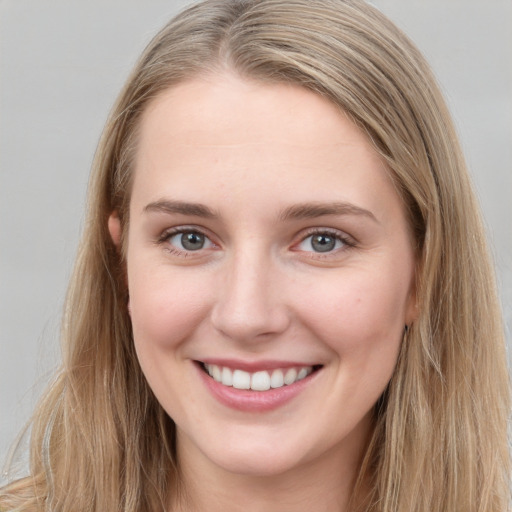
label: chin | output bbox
[210,449,307,478]
[178,426,314,478]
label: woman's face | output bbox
[115,72,417,478]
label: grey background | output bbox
[1,0,511,477]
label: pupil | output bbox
[181,232,204,250]
[312,234,335,252]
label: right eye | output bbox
[161,229,215,253]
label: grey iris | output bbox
[311,234,335,252]
[181,232,205,250]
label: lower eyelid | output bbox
[298,237,341,252]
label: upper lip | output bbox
[197,358,322,372]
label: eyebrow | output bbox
[143,199,218,218]
[143,199,378,223]
[279,202,379,223]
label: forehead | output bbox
[137,73,372,152]
[130,72,402,226]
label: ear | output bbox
[108,211,122,248]
[108,211,129,296]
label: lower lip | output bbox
[195,363,320,412]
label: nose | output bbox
[210,250,291,343]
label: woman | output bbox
[1,0,510,511]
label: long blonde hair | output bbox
[1,1,509,511]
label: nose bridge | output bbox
[211,242,290,342]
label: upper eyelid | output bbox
[159,225,212,239]
[297,227,355,243]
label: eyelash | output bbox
[295,228,356,256]
[157,226,215,256]
[156,227,356,257]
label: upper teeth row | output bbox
[204,364,313,391]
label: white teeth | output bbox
[221,366,233,386]
[203,363,315,391]
[270,369,284,388]
[251,371,271,391]
[232,369,251,390]
[297,367,308,380]
[284,368,298,385]
[212,365,222,382]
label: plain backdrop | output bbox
[1,0,511,477]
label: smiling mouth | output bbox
[199,362,323,391]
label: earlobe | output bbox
[405,272,419,327]
[405,292,419,328]
[108,211,122,248]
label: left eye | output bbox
[168,231,214,251]
[298,232,345,253]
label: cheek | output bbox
[127,265,212,354]
[297,268,409,359]
[126,266,214,411]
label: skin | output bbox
[109,72,417,511]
